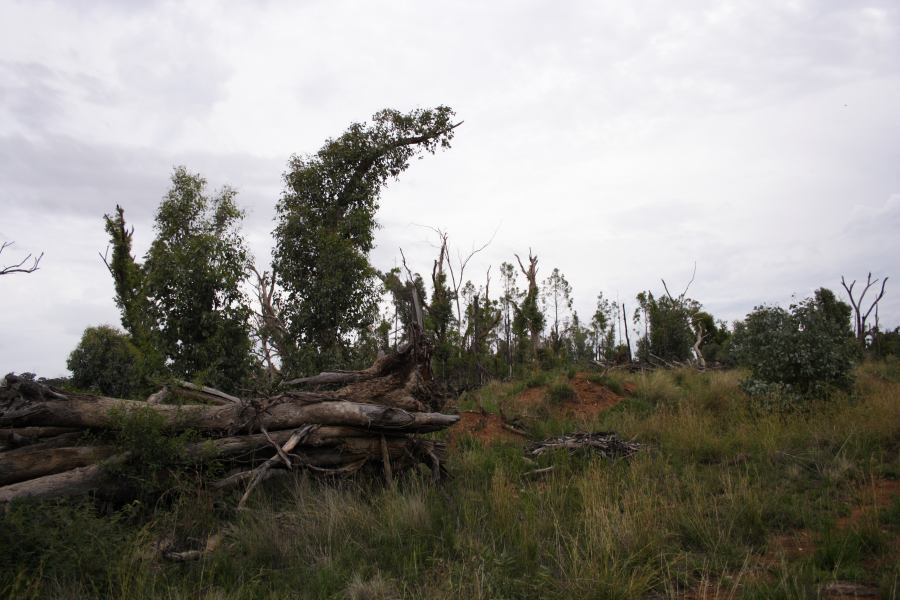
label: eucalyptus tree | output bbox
[513,251,544,360]
[541,267,573,354]
[590,293,618,363]
[272,107,459,375]
[102,167,254,391]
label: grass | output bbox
[2,360,899,599]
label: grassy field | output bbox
[2,361,899,599]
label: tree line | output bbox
[51,105,895,400]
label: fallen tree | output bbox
[0,337,458,506]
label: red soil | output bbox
[449,411,528,447]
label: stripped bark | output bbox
[0,337,457,505]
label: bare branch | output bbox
[0,241,43,276]
[841,272,889,343]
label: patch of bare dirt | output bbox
[565,373,624,420]
[755,477,898,597]
[838,477,900,529]
[511,386,546,411]
[499,373,625,423]
[448,411,527,447]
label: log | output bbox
[0,393,458,433]
[0,427,79,449]
[0,334,456,506]
[0,455,128,503]
[0,425,430,490]
[0,445,117,486]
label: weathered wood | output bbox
[0,427,79,449]
[0,393,458,433]
[0,335,456,504]
[0,455,128,503]
[0,445,117,486]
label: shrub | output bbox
[525,372,548,388]
[587,373,624,395]
[67,325,148,398]
[732,288,857,398]
[106,406,198,501]
[546,383,576,404]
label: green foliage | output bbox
[525,372,548,388]
[541,267,573,354]
[635,291,697,363]
[272,107,457,375]
[870,326,900,358]
[512,253,544,362]
[590,293,618,364]
[103,167,254,392]
[3,364,899,598]
[587,373,624,395]
[732,288,857,398]
[381,267,427,346]
[107,406,196,499]
[103,206,150,345]
[66,325,148,398]
[546,382,576,404]
[0,500,141,597]
[428,260,455,379]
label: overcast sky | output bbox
[1,0,898,376]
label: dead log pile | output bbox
[0,340,459,507]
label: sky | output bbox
[1,0,898,377]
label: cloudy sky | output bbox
[1,0,898,376]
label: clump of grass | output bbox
[587,373,624,395]
[525,372,548,388]
[546,382,576,404]
[633,370,681,406]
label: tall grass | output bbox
[3,361,898,598]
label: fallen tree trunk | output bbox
[0,391,456,433]
[0,335,458,507]
[0,455,129,503]
[0,426,79,450]
[0,445,117,486]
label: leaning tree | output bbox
[273,106,460,376]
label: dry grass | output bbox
[3,360,898,599]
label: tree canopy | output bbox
[103,166,253,391]
[272,106,459,375]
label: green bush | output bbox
[525,372,548,388]
[106,406,198,501]
[546,383,575,404]
[67,325,148,398]
[732,288,857,398]
[587,373,624,395]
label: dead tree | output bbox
[249,266,290,381]
[0,241,43,276]
[0,337,458,506]
[514,250,542,359]
[436,228,495,342]
[620,302,633,362]
[841,273,889,346]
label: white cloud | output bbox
[0,0,898,375]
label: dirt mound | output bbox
[566,374,623,419]
[450,373,627,445]
[449,411,528,447]
[502,373,625,422]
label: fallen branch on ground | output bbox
[527,432,640,459]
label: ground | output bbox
[2,361,899,599]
